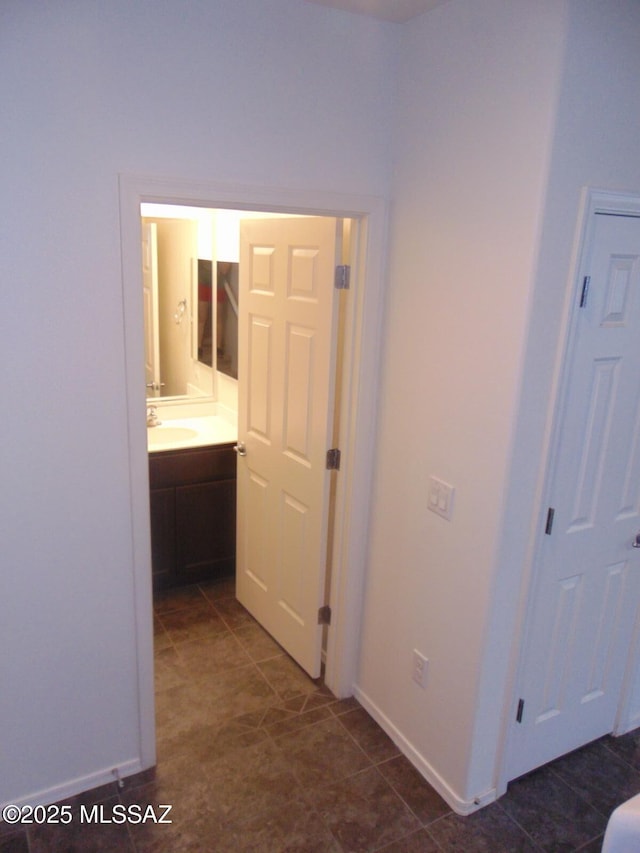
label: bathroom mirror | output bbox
[216,261,239,380]
[141,205,242,402]
[197,259,213,368]
[142,216,214,401]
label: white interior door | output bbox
[142,222,161,396]
[508,212,640,780]
[236,216,341,678]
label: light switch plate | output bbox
[428,476,455,521]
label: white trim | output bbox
[500,187,640,789]
[597,192,640,739]
[325,205,388,696]
[118,173,387,768]
[354,685,496,815]
[585,188,640,219]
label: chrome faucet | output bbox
[146,406,161,427]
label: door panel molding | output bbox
[236,215,340,676]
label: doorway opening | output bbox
[141,205,351,667]
[119,174,387,773]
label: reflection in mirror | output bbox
[216,262,239,380]
[141,204,247,403]
[141,213,214,402]
[197,259,213,367]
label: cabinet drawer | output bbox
[149,443,236,488]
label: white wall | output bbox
[356,0,640,811]
[355,0,568,810]
[0,0,396,807]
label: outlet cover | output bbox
[428,476,455,521]
[412,649,429,688]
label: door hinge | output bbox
[326,448,341,470]
[318,605,332,625]
[545,507,555,535]
[516,698,525,724]
[335,265,351,290]
[580,275,591,308]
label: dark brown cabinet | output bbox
[149,443,236,589]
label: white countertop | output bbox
[147,415,238,453]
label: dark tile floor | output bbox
[4,577,640,851]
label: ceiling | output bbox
[302,0,447,23]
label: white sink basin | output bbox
[147,426,199,447]
[146,415,238,452]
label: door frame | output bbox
[500,187,640,792]
[118,173,388,771]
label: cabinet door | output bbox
[175,480,236,582]
[149,487,175,589]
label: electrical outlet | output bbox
[412,650,429,688]
[428,476,455,521]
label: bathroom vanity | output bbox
[148,442,236,589]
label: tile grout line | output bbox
[546,763,616,820]
[324,710,445,850]
[490,797,549,852]
[372,753,455,832]
[153,581,613,853]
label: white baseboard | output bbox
[353,685,497,815]
[1,758,145,811]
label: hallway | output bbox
[3,577,640,850]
